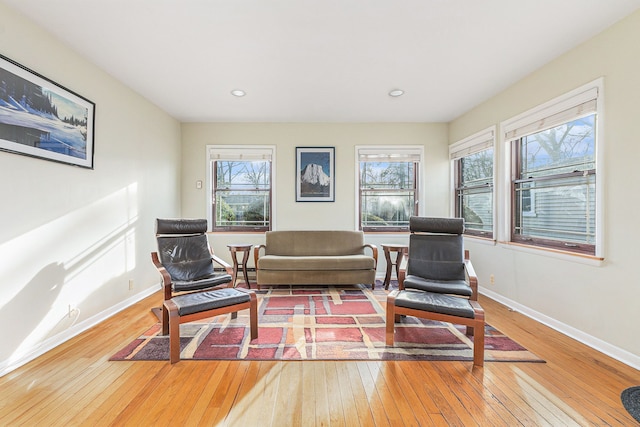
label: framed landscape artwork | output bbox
[0,54,95,169]
[296,146,335,202]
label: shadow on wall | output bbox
[0,182,144,370]
[1,262,67,362]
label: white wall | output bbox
[0,4,182,375]
[180,122,449,270]
[449,10,640,366]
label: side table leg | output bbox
[384,248,392,290]
[230,249,239,288]
[395,251,405,287]
[241,249,251,289]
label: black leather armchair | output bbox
[151,219,258,363]
[388,217,484,366]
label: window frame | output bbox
[207,145,276,233]
[450,127,496,239]
[355,146,424,232]
[500,78,603,258]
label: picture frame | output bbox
[296,146,335,202]
[0,54,95,169]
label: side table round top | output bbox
[380,243,408,250]
[227,243,253,250]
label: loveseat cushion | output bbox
[258,254,375,271]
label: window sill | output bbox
[363,231,410,235]
[499,241,604,266]
[463,235,496,245]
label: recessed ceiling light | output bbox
[388,89,404,97]
[231,89,246,97]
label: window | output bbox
[503,82,601,256]
[450,128,495,238]
[208,146,275,232]
[357,147,422,232]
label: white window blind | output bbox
[357,147,422,162]
[503,87,598,141]
[450,127,495,160]
[208,146,273,161]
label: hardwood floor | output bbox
[1,291,639,426]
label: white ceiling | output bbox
[3,0,639,123]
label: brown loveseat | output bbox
[254,230,378,289]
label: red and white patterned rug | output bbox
[111,285,543,363]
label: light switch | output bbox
[196,180,203,189]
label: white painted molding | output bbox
[0,284,160,378]
[479,286,640,370]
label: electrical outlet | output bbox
[128,279,134,291]
[490,274,495,285]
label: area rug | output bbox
[111,285,544,363]
[621,386,640,423]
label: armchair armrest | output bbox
[151,251,174,300]
[397,256,408,290]
[364,243,378,268]
[464,249,478,301]
[211,253,233,276]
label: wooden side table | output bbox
[227,244,253,288]
[381,244,409,290]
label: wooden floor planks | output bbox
[1,291,639,426]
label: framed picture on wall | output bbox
[296,146,335,202]
[0,54,95,169]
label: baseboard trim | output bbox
[479,286,640,370]
[0,284,160,378]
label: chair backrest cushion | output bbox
[407,216,465,281]
[156,218,208,235]
[155,218,214,281]
[410,216,464,234]
[407,234,465,280]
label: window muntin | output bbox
[212,160,271,231]
[359,160,418,231]
[512,114,596,254]
[455,148,494,237]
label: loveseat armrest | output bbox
[364,243,378,268]
[464,249,479,301]
[254,244,266,268]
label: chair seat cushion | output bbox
[172,273,232,292]
[171,288,251,316]
[393,290,475,319]
[403,275,472,297]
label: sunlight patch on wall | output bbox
[0,183,138,366]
